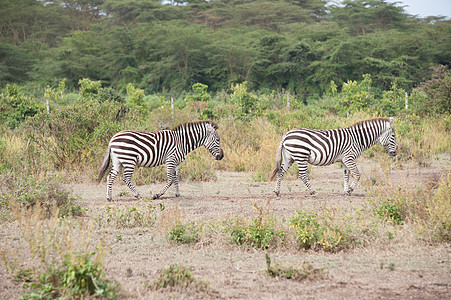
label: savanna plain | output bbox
[1,72,450,299]
[1,153,450,299]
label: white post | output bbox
[286,93,290,108]
[46,98,49,114]
[171,97,174,120]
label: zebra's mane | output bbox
[349,117,392,129]
[172,120,219,131]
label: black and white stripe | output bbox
[270,117,398,196]
[98,120,224,201]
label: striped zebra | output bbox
[270,117,398,196]
[98,120,224,201]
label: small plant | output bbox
[373,198,404,225]
[150,264,209,293]
[265,254,324,281]
[94,202,156,228]
[228,217,285,249]
[290,211,321,250]
[388,262,395,271]
[0,173,82,218]
[20,251,117,299]
[168,223,201,244]
[290,211,350,252]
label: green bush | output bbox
[169,223,201,244]
[20,252,117,299]
[290,211,350,252]
[24,100,124,171]
[150,264,209,293]
[0,84,44,129]
[0,173,82,218]
[228,217,285,249]
[373,198,404,225]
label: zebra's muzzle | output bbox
[216,149,224,160]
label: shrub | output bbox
[20,252,117,299]
[373,198,404,225]
[410,65,451,116]
[0,83,44,129]
[265,254,324,281]
[289,211,322,249]
[228,217,285,249]
[24,100,124,173]
[168,222,201,244]
[0,173,81,218]
[150,264,209,293]
[290,211,351,252]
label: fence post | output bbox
[171,97,174,121]
[286,93,290,108]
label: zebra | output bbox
[269,117,398,196]
[98,120,224,201]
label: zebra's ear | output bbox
[209,121,219,130]
[389,117,394,125]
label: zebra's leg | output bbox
[274,159,294,197]
[122,164,141,200]
[298,160,316,196]
[106,159,122,201]
[174,165,180,197]
[153,161,176,200]
[343,164,350,194]
[343,160,360,195]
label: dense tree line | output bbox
[0,0,450,97]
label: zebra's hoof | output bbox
[152,194,160,200]
[175,193,180,197]
[107,197,112,202]
[345,189,353,196]
[274,191,280,197]
[310,190,317,196]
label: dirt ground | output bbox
[1,156,450,299]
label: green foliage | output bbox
[185,83,211,103]
[126,82,148,114]
[228,217,285,249]
[410,65,451,116]
[339,74,375,112]
[373,198,404,225]
[0,84,44,129]
[290,212,322,249]
[231,82,260,119]
[24,100,124,171]
[0,0,449,96]
[168,222,201,244]
[78,78,103,101]
[290,211,350,252]
[377,81,406,115]
[20,252,117,299]
[0,173,81,218]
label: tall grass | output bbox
[0,90,449,184]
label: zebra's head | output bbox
[204,122,224,160]
[379,118,398,157]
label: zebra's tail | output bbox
[97,146,111,183]
[269,139,284,182]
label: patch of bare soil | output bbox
[1,157,450,299]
